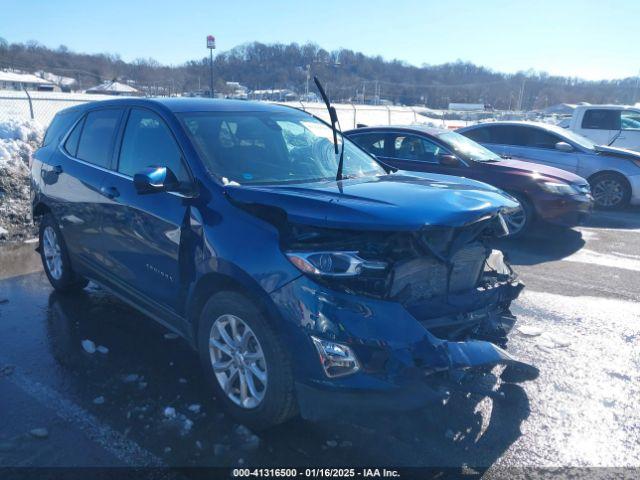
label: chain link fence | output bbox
[0,89,528,130]
[0,90,112,126]
[0,90,452,129]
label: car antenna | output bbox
[314,76,345,182]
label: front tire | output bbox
[504,193,534,238]
[589,172,631,209]
[197,291,297,430]
[39,214,88,293]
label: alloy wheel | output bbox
[503,206,527,235]
[592,179,624,207]
[43,226,63,280]
[208,314,268,409]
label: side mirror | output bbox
[133,166,180,194]
[437,153,461,167]
[555,141,574,152]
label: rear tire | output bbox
[39,214,88,293]
[197,291,297,430]
[589,172,631,209]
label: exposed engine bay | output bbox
[282,215,514,300]
[280,213,521,343]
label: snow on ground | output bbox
[0,118,43,242]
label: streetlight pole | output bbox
[206,35,216,98]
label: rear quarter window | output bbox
[42,110,81,147]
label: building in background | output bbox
[448,103,486,111]
[225,81,249,99]
[86,81,141,96]
[35,71,78,92]
[0,70,58,91]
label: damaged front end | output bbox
[282,212,522,345]
[226,178,537,419]
[270,212,538,418]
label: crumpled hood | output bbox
[224,172,518,231]
[483,157,588,184]
[594,144,640,160]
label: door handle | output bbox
[100,186,120,199]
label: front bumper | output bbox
[269,272,537,420]
[534,193,593,226]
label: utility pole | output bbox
[517,79,526,111]
[305,64,310,100]
[206,35,216,98]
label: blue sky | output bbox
[1,0,638,80]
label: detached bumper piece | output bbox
[298,335,538,422]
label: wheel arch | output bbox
[505,189,536,219]
[587,170,632,206]
[587,169,631,189]
[186,271,285,346]
[32,201,52,220]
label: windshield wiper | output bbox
[314,76,346,182]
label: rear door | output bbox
[99,107,195,315]
[43,107,124,269]
[463,125,516,157]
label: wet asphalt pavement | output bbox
[0,209,639,476]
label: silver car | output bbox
[459,121,640,209]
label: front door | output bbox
[383,133,465,178]
[507,126,579,173]
[99,107,195,315]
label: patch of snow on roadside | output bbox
[0,119,44,242]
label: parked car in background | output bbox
[32,98,535,429]
[458,121,640,209]
[346,126,592,236]
[566,104,640,151]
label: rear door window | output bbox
[391,134,441,162]
[462,126,491,143]
[581,109,621,130]
[118,108,190,182]
[76,109,124,168]
[484,125,520,145]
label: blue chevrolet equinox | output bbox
[31,98,536,429]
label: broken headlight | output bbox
[311,336,360,377]
[286,251,387,277]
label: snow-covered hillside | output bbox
[0,119,43,242]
